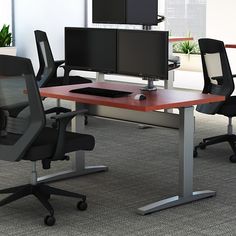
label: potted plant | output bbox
[173,39,202,72]
[0,24,16,56]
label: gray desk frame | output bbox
[38,102,215,215]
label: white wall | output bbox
[0,0,12,27]
[14,0,85,73]
[206,0,236,74]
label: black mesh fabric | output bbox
[0,75,30,136]
[23,127,95,161]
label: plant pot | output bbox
[173,53,202,72]
[0,46,17,56]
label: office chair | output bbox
[34,30,92,121]
[34,30,92,87]
[194,38,236,162]
[0,55,95,226]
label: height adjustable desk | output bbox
[39,82,224,215]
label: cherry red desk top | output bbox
[169,37,194,43]
[40,82,225,112]
[225,44,236,49]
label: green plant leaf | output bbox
[0,24,12,47]
[173,37,200,55]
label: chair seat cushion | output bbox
[23,127,95,161]
[218,96,236,117]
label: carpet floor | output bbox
[0,101,236,235]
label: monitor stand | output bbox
[140,25,158,91]
[141,77,157,91]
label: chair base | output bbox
[194,134,236,162]
[0,183,87,226]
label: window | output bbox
[164,0,206,38]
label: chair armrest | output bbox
[50,109,88,160]
[51,109,87,122]
[168,55,180,71]
[55,60,65,69]
[168,55,180,64]
[168,62,180,71]
[211,76,223,85]
[232,74,236,78]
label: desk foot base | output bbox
[37,165,108,184]
[137,190,216,215]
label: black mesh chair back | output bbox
[0,55,45,161]
[34,30,58,87]
[196,38,235,114]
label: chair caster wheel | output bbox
[77,201,87,211]
[44,215,56,226]
[193,149,198,158]
[229,155,236,163]
[199,142,206,150]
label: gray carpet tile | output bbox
[0,99,236,235]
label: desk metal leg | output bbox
[96,72,105,82]
[165,70,174,90]
[164,70,174,113]
[37,102,108,183]
[137,106,215,215]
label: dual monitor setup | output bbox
[65,28,169,80]
[66,0,168,97]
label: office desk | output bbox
[39,82,224,215]
[64,37,194,127]
[225,44,236,48]
[169,37,193,43]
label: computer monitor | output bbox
[92,0,158,25]
[117,30,169,81]
[92,0,126,24]
[65,27,117,73]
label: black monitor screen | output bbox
[117,30,168,79]
[126,0,158,25]
[65,28,117,73]
[92,0,126,24]
[92,0,158,25]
